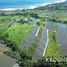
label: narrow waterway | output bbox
[46,21,54,30]
[57,23,67,56]
[33,29,47,60]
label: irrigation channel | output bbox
[56,23,67,56]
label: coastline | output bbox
[0,0,66,11]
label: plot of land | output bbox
[45,31,61,58]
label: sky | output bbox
[0,0,66,9]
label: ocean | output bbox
[0,0,66,9]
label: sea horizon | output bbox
[0,0,66,11]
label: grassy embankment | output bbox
[45,31,61,58]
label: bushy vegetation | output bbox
[32,10,67,24]
[48,12,67,23]
[36,20,45,28]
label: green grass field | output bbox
[45,31,61,58]
[4,23,33,46]
[0,16,12,38]
[0,15,28,38]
